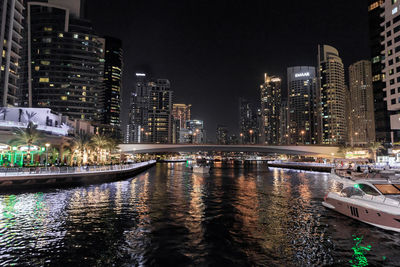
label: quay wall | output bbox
[0,161,156,191]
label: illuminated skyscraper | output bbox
[146,79,173,143]
[287,66,318,144]
[380,0,400,142]
[19,0,104,122]
[368,0,390,143]
[99,36,122,137]
[260,74,281,145]
[318,45,347,145]
[216,124,228,145]
[348,60,376,145]
[172,103,191,129]
[0,0,24,107]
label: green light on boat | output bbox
[354,184,360,188]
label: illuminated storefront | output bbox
[0,144,47,167]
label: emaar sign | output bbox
[295,72,310,78]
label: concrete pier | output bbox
[0,160,156,190]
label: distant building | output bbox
[181,120,205,144]
[348,60,376,145]
[239,98,252,144]
[318,45,347,145]
[129,73,150,143]
[380,0,400,143]
[228,134,238,145]
[99,36,122,138]
[287,66,318,144]
[216,125,229,145]
[146,79,173,143]
[279,100,290,145]
[260,73,281,145]
[0,0,24,107]
[19,0,104,124]
[367,0,391,143]
[172,104,191,129]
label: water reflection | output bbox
[0,163,399,266]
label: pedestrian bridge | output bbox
[119,144,339,157]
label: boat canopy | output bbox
[373,184,400,195]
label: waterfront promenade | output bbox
[0,160,156,189]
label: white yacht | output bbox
[323,180,400,232]
[192,165,210,174]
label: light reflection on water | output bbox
[0,163,398,266]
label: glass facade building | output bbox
[318,45,347,145]
[287,66,318,144]
[260,73,281,145]
[368,0,391,143]
[0,0,24,107]
[19,0,104,123]
[99,36,122,137]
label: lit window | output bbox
[61,96,67,100]
[44,27,52,32]
[39,77,49,83]
[34,66,40,71]
[85,36,89,41]
[41,61,50,65]
[58,33,64,38]
[73,34,79,39]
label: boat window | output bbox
[340,187,364,198]
[373,184,400,195]
[358,184,381,196]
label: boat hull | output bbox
[323,196,400,232]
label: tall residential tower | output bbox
[348,60,376,145]
[0,0,24,107]
[318,45,347,145]
[287,66,318,144]
[19,0,104,122]
[260,74,281,145]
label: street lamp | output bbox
[249,129,254,144]
[240,133,244,144]
[301,130,305,144]
[45,143,50,170]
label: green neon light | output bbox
[349,235,371,267]
[354,184,360,189]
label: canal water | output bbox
[0,162,398,266]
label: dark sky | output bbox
[86,0,370,141]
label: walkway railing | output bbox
[269,161,334,167]
[0,160,156,177]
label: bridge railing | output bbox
[0,160,156,177]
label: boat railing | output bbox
[0,160,156,177]
[358,193,400,207]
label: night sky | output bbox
[86,0,370,140]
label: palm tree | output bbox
[91,134,109,164]
[9,122,44,165]
[70,133,93,166]
[9,122,43,148]
[368,142,384,163]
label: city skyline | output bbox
[86,0,370,139]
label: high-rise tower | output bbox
[287,66,318,144]
[100,36,122,137]
[260,74,281,145]
[0,0,24,107]
[19,0,104,122]
[318,45,347,145]
[348,60,376,145]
